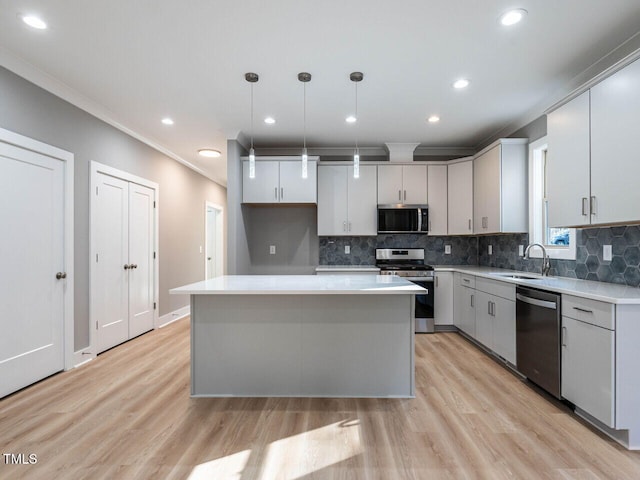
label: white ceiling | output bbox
[1,1,640,186]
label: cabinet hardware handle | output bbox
[124,264,131,270]
[281,187,284,200]
[581,197,588,216]
[275,187,278,200]
[468,219,471,230]
[348,222,352,232]
[488,301,492,315]
[343,221,347,232]
[470,294,474,308]
[131,264,138,269]
[404,190,407,201]
[398,190,402,201]
[573,306,593,314]
[492,302,495,316]
[562,326,567,346]
[590,196,596,216]
[463,278,470,283]
[55,272,67,279]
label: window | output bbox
[528,137,576,260]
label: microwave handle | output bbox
[417,209,422,232]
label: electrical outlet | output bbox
[603,245,612,262]
[444,245,452,255]
[269,245,276,255]
[518,245,524,256]
[345,245,351,254]
[488,245,493,255]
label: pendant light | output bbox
[298,72,311,179]
[350,72,363,179]
[245,72,259,178]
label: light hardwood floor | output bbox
[1,318,640,479]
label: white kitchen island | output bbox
[170,275,425,398]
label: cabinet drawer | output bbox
[475,277,515,301]
[562,295,614,330]
[457,273,476,288]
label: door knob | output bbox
[207,257,212,261]
[56,272,67,279]
[131,264,138,269]
[124,264,130,270]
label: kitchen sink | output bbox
[490,273,543,280]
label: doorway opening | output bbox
[205,202,224,279]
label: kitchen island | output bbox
[170,275,425,398]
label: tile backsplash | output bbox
[319,225,640,287]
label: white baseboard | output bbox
[73,347,95,368]
[158,305,190,328]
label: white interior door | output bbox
[128,183,155,338]
[95,173,129,353]
[0,142,65,398]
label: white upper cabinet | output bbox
[447,159,474,235]
[473,139,527,234]
[590,58,640,225]
[317,165,377,236]
[243,158,317,204]
[427,164,448,235]
[377,165,427,204]
[547,91,591,227]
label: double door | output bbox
[93,172,155,353]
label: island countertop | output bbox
[170,274,426,295]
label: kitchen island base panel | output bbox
[191,294,415,397]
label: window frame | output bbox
[528,136,577,260]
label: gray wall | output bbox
[0,66,227,351]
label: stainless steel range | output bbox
[376,248,435,333]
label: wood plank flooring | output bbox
[1,318,640,479]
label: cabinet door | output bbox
[547,91,591,227]
[402,165,428,204]
[317,166,348,235]
[279,161,317,203]
[434,272,453,326]
[377,165,403,204]
[561,316,615,427]
[347,165,377,235]
[454,283,476,338]
[447,161,473,235]
[492,297,516,365]
[243,161,280,203]
[475,291,493,349]
[474,145,501,233]
[427,165,447,235]
[591,58,640,225]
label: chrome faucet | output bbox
[524,243,551,276]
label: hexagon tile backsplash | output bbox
[318,225,640,287]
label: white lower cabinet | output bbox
[453,273,476,337]
[474,278,516,365]
[434,272,453,326]
[562,316,614,427]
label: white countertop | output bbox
[434,265,640,304]
[170,275,425,295]
[315,265,380,272]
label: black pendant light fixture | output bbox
[245,72,259,178]
[350,72,363,178]
[298,72,311,179]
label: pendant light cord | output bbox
[250,83,254,150]
[303,82,307,150]
[355,81,358,152]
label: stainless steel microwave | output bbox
[377,205,429,234]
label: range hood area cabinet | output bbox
[547,57,640,227]
[242,157,318,204]
[317,164,377,236]
[473,139,528,235]
[377,165,427,204]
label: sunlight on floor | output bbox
[187,449,252,480]
[187,419,363,479]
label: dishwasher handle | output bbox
[516,293,557,310]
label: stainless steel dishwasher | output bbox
[516,286,561,398]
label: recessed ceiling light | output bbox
[264,117,276,124]
[161,118,174,125]
[427,115,440,123]
[198,149,221,158]
[22,15,47,30]
[453,79,470,89]
[346,116,357,123]
[500,9,527,26]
